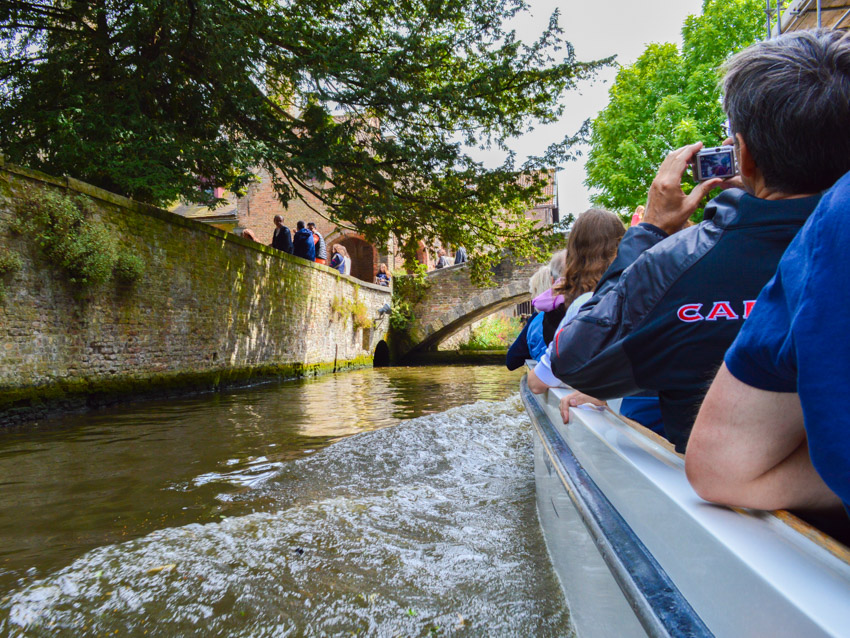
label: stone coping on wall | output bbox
[0,156,391,294]
[424,262,467,278]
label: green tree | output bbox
[0,0,608,278]
[584,0,765,218]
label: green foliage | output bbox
[12,187,146,287]
[330,292,373,329]
[390,268,431,331]
[458,315,522,350]
[330,295,349,322]
[0,251,22,276]
[350,299,373,330]
[0,250,22,299]
[584,0,765,219]
[0,0,610,280]
[13,188,116,285]
[114,252,145,284]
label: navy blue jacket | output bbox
[292,228,316,261]
[271,226,293,254]
[550,189,821,451]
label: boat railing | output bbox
[523,367,850,637]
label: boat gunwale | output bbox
[539,379,850,568]
[521,374,714,638]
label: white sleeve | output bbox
[534,351,564,388]
[564,291,593,324]
[534,292,595,389]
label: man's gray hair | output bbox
[723,29,850,194]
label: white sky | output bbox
[469,0,705,216]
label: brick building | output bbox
[523,169,559,227]
[231,167,399,283]
[173,167,557,284]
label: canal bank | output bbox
[0,161,392,426]
[0,364,570,636]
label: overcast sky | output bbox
[470,0,705,216]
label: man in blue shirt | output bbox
[687,171,850,515]
[292,220,316,262]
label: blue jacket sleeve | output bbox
[506,316,533,370]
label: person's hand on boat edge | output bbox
[560,392,608,423]
[643,142,722,235]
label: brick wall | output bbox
[397,258,539,357]
[0,162,391,424]
[235,167,392,282]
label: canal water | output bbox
[0,365,571,636]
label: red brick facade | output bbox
[234,168,399,283]
[227,167,556,284]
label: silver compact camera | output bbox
[694,146,738,182]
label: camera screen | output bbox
[697,150,735,179]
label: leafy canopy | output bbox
[0,0,609,274]
[584,0,764,218]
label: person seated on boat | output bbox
[525,210,665,434]
[526,209,625,386]
[506,249,567,370]
[547,29,850,453]
[686,169,850,521]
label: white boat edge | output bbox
[520,370,850,638]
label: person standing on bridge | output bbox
[270,215,293,254]
[375,263,391,286]
[292,221,316,262]
[307,222,327,265]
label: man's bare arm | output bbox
[686,364,841,511]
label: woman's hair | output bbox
[554,209,625,306]
[333,244,349,257]
[379,263,388,274]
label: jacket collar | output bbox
[704,188,822,229]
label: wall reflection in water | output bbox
[0,365,522,592]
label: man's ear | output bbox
[736,133,757,179]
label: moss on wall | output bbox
[0,161,390,425]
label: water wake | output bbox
[1,396,570,637]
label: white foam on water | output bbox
[0,397,572,637]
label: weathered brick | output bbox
[0,164,392,419]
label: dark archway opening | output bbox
[339,237,377,283]
[373,340,391,367]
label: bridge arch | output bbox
[397,257,540,360]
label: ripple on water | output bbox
[0,397,572,637]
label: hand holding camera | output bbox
[643,142,724,236]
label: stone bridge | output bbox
[397,256,540,360]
